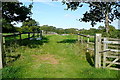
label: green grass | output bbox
[1,34,119,78]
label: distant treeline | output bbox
[79,25,120,38]
[2,19,120,38]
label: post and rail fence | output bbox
[0,31,42,69]
[78,33,120,70]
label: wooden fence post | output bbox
[1,37,5,68]
[81,36,83,44]
[13,33,16,41]
[78,34,80,42]
[40,30,42,37]
[87,37,89,52]
[37,32,39,37]
[28,32,30,39]
[19,32,21,40]
[33,32,35,37]
[103,38,107,68]
[95,34,102,68]
[0,33,2,69]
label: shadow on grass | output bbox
[18,36,49,48]
[57,39,77,43]
[85,52,94,67]
[4,36,49,66]
[5,36,49,48]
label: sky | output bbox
[16,1,119,29]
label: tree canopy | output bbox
[63,1,120,33]
[2,2,33,32]
[2,2,33,23]
[21,19,40,32]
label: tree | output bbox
[63,1,120,33]
[2,2,33,32]
[65,28,78,34]
[22,19,39,27]
[98,26,105,30]
[40,25,56,34]
[55,28,65,34]
[21,19,40,32]
[2,2,32,23]
[2,19,16,33]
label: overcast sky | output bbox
[17,1,119,29]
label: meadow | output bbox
[1,34,119,78]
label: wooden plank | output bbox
[102,41,120,44]
[2,32,34,37]
[87,48,94,51]
[106,58,120,68]
[106,61,120,65]
[78,34,94,38]
[88,42,94,45]
[99,50,111,53]
[101,37,120,41]
[106,49,120,52]
[106,55,120,58]
[108,45,119,48]
[89,36,94,38]
[107,38,120,41]
[0,33,2,69]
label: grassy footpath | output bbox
[1,34,119,78]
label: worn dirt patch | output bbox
[32,54,59,64]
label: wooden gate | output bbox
[78,33,120,70]
[102,38,120,70]
[94,34,120,70]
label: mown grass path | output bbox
[2,35,119,78]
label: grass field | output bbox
[1,34,119,78]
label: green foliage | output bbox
[2,2,32,23]
[22,19,39,27]
[2,19,15,33]
[40,25,56,34]
[2,2,33,33]
[55,28,65,34]
[79,25,120,38]
[21,26,30,32]
[63,2,120,32]
[40,25,78,34]
[21,19,40,32]
[64,28,78,34]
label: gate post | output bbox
[103,38,107,68]
[95,34,102,68]
[0,33,2,69]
